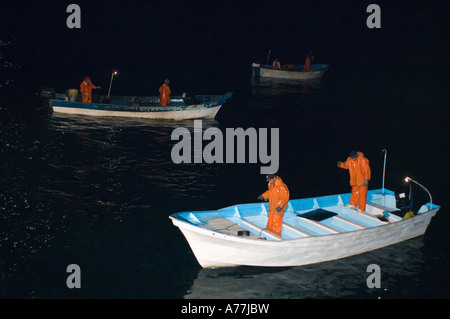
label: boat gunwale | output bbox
[51,100,224,112]
[170,188,440,245]
[170,206,439,247]
[169,188,440,244]
[50,92,233,113]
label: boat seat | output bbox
[366,202,398,212]
[203,218,263,239]
[333,216,367,229]
[358,210,388,224]
[365,203,402,222]
[283,223,313,237]
[297,217,341,234]
[239,219,283,241]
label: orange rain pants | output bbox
[339,152,371,211]
[261,176,290,236]
[159,83,171,106]
[80,81,99,103]
[304,56,311,71]
[350,185,368,211]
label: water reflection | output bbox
[0,40,21,89]
[47,114,223,211]
[1,113,223,296]
[251,76,323,96]
[185,238,426,299]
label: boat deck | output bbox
[175,190,405,241]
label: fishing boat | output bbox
[170,188,440,268]
[49,92,233,120]
[252,63,329,80]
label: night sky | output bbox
[1,1,447,95]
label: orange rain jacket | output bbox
[339,152,371,186]
[304,56,311,71]
[80,80,99,103]
[272,60,281,70]
[159,83,171,106]
[261,176,290,236]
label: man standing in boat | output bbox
[272,59,281,70]
[80,76,100,103]
[258,174,290,236]
[304,52,314,71]
[159,79,171,106]
[337,150,371,212]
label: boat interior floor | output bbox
[192,201,403,241]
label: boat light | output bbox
[403,176,432,211]
[107,71,118,99]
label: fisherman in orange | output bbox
[272,59,281,70]
[304,51,314,71]
[80,76,100,103]
[337,150,371,212]
[159,79,171,106]
[258,174,290,236]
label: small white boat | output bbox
[252,62,329,80]
[49,92,233,120]
[170,188,440,268]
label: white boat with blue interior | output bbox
[170,188,439,268]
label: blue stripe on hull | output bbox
[51,92,233,114]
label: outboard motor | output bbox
[395,184,413,214]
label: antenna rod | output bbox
[381,149,387,196]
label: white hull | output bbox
[172,209,437,268]
[52,105,222,120]
[260,67,327,80]
[252,63,329,80]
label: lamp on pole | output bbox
[107,71,118,99]
[380,149,388,206]
[381,149,387,196]
[404,177,433,211]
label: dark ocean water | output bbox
[0,61,448,300]
[0,1,449,302]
